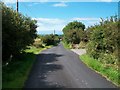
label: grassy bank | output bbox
[25,45,52,54]
[62,41,72,49]
[2,46,51,88]
[80,54,119,87]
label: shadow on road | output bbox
[24,52,65,88]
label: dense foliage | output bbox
[2,3,37,61]
[86,16,119,65]
[41,34,60,46]
[63,21,85,44]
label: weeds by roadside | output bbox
[62,41,72,49]
[80,54,120,87]
[2,46,52,88]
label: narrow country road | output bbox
[24,43,117,88]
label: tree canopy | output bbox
[63,21,85,44]
[2,3,37,61]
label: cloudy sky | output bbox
[3,0,119,34]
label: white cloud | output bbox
[2,0,49,4]
[2,0,118,4]
[96,0,113,2]
[72,17,101,27]
[33,18,65,25]
[53,2,67,7]
[32,17,101,34]
[72,17,100,21]
[2,0,16,3]
[28,2,40,6]
[32,18,67,34]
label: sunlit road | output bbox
[24,43,117,88]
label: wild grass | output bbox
[25,46,52,54]
[80,54,119,87]
[62,41,72,49]
[2,46,52,88]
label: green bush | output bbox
[86,15,119,65]
[86,41,100,59]
[42,34,60,46]
[98,53,118,64]
[63,21,85,44]
[78,41,87,49]
[2,3,37,61]
[33,38,44,48]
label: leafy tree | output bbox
[63,21,85,44]
[2,3,37,61]
[41,34,60,46]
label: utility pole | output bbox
[16,0,18,12]
[54,30,55,35]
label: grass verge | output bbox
[62,41,72,49]
[80,54,120,87]
[25,45,52,54]
[2,46,52,88]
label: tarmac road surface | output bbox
[24,43,117,88]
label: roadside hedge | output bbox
[2,3,37,62]
[86,16,119,65]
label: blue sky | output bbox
[4,0,119,35]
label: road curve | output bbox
[24,43,117,88]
